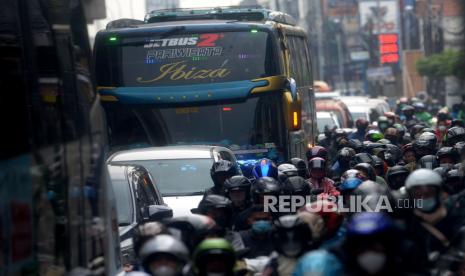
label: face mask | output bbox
[150,265,177,276]
[357,251,386,275]
[419,197,438,212]
[252,220,272,235]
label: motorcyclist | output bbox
[191,195,244,252]
[377,116,390,133]
[224,176,252,223]
[413,132,437,160]
[417,155,439,170]
[446,126,465,146]
[436,147,458,167]
[413,102,433,126]
[238,205,275,258]
[402,143,417,171]
[402,105,420,128]
[354,163,387,187]
[330,147,355,179]
[205,160,239,197]
[290,158,309,179]
[443,169,464,196]
[193,238,236,276]
[386,165,410,190]
[307,157,340,198]
[384,127,399,145]
[277,163,299,183]
[262,215,315,276]
[365,129,384,142]
[306,146,328,162]
[282,176,311,199]
[138,234,189,276]
[405,169,465,272]
[349,118,369,141]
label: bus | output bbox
[1,0,120,274]
[94,7,316,165]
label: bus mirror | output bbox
[287,78,298,101]
[283,91,301,131]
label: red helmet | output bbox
[355,118,369,129]
[306,146,328,161]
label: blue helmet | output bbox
[339,177,363,193]
[253,158,278,179]
[293,250,344,276]
[347,212,393,237]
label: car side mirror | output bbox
[147,205,173,221]
[287,78,298,101]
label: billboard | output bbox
[359,0,399,34]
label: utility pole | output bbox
[336,33,346,92]
[316,0,325,81]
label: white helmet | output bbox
[405,169,442,190]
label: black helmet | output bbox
[139,234,189,276]
[251,177,281,204]
[192,195,232,229]
[347,139,363,153]
[402,105,415,116]
[210,160,238,187]
[454,141,465,159]
[417,155,439,170]
[371,155,385,177]
[436,147,458,164]
[224,175,251,193]
[451,119,465,128]
[413,134,436,158]
[444,169,464,195]
[363,142,385,155]
[273,215,314,258]
[350,152,374,168]
[386,165,410,190]
[306,146,328,161]
[253,158,278,179]
[410,124,426,139]
[447,126,465,146]
[165,214,218,252]
[282,176,311,197]
[354,163,376,181]
[291,158,309,178]
[384,144,402,166]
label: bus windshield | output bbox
[105,92,285,161]
[97,30,277,87]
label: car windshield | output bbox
[97,31,276,87]
[108,168,134,225]
[127,158,214,196]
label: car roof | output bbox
[107,145,227,162]
[316,111,334,118]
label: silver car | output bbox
[107,146,240,217]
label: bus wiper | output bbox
[159,26,186,38]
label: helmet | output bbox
[356,118,369,130]
[436,147,458,164]
[402,105,415,116]
[210,160,238,187]
[346,212,394,240]
[278,163,299,182]
[451,119,465,127]
[317,133,329,145]
[417,155,439,170]
[192,195,232,229]
[338,147,356,163]
[385,144,402,165]
[384,128,398,143]
[437,110,450,121]
[308,157,326,179]
[350,152,375,168]
[133,222,169,258]
[386,166,409,190]
[251,177,281,204]
[194,238,235,275]
[334,128,347,139]
[347,139,363,153]
[252,158,278,179]
[402,143,414,153]
[421,127,435,134]
[365,129,384,142]
[306,146,328,161]
[446,126,465,146]
[444,169,464,195]
[364,142,385,155]
[354,163,376,181]
[413,134,436,157]
[140,235,189,275]
[384,111,396,123]
[293,250,344,276]
[339,177,364,193]
[393,123,406,137]
[341,169,366,182]
[298,200,343,238]
[224,175,251,192]
[454,141,465,158]
[371,155,386,176]
[291,158,308,178]
[353,180,392,212]
[165,214,218,252]
[405,169,442,190]
[273,215,314,258]
[282,176,311,197]
[410,124,426,139]
[377,116,390,130]
[413,101,425,110]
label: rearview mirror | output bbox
[287,78,298,101]
[147,205,173,221]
